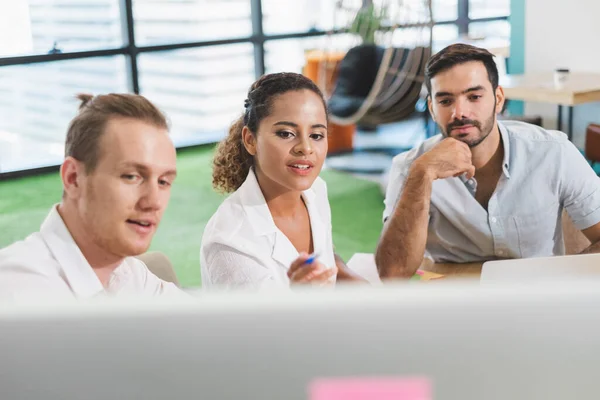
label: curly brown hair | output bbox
[212,72,327,193]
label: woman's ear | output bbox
[241,126,257,156]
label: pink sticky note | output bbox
[309,376,431,400]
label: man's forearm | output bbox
[375,166,433,278]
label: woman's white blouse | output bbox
[200,169,336,290]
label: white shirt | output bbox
[383,121,600,262]
[200,169,336,290]
[0,206,183,302]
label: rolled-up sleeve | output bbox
[382,162,408,223]
[561,141,600,230]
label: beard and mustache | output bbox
[439,102,497,148]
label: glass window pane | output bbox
[389,25,438,48]
[0,0,124,57]
[469,20,510,40]
[265,34,357,74]
[432,24,460,52]
[469,0,510,19]
[266,38,321,74]
[263,0,440,34]
[0,56,129,173]
[432,0,458,22]
[138,44,255,146]
[133,0,252,45]
[262,0,342,35]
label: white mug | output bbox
[554,68,570,89]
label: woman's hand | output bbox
[287,253,337,286]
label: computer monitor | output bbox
[1,281,600,400]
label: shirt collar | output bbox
[237,169,321,268]
[457,121,511,191]
[39,205,109,298]
[238,168,317,236]
[498,121,511,179]
[238,169,278,236]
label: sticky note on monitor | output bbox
[309,377,431,400]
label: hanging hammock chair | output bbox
[320,0,434,127]
[320,0,433,125]
[316,0,434,173]
[328,45,431,126]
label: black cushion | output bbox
[329,44,385,118]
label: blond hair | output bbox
[65,93,169,173]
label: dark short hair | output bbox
[424,43,499,95]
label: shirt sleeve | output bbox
[203,243,280,290]
[561,140,600,230]
[382,161,408,223]
[0,264,74,303]
[143,270,186,297]
[131,259,188,298]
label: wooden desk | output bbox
[500,72,600,140]
[347,253,482,284]
[419,258,482,279]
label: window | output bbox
[0,0,124,57]
[138,44,255,146]
[265,37,321,74]
[469,0,510,19]
[0,56,128,173]
[469,20,510,41]
[133,0,252,45]
[432,24,460,50]
[265,34,357,74]
[262,0,338,34]
[432,0,459,21]
[0,0,510,175]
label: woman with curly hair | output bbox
[200,72,366,289]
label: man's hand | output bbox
[413,138,475,181]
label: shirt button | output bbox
[490,217,497,223]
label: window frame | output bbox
[0,0,508,178]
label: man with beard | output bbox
[376,44,600,278]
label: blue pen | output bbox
[304,252,320,265]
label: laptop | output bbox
[481,252,600,284]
